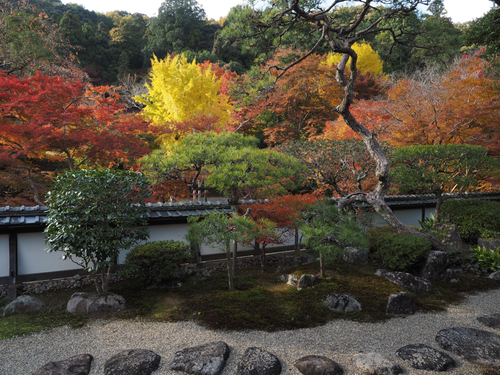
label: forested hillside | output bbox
[1,0,499,206]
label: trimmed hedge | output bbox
[124,240,193,286]
[372,232,432,272]
[440,199,500,244]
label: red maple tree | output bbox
[0,71,154,205]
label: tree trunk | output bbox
[232,239,237,278]
[330,41,448,252]
[102,266,111,293]
[260,244,266,273]
[91,273,103,294]
[226,241,234,291]
[295,228,300,251]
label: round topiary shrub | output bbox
[373,232,432,273]
[440,199,500,244]
[123,240,193,286]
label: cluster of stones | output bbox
[28,319,500,375]
[32,350,161,375]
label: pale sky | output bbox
[60,0,494,24]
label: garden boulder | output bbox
[395,344,455,371]
[104,349,160,375]
[169,341,230,375]
[294,355,344,375]
[386,292,415,315]
[67,292,126,314]
[323,293,361,312]
[420,251,452,281]
[432,222,470,254]
[236,347,281,375]
[297,274,317,290]
[478,238,500,251]
[353,352,403,375]
[435,327,500,366]
[3,295,44,317]
[34,354,93,375]
[375,269,431,294]
[477,314,500,328]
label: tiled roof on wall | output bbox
[0,201,233,227]
[1,192,499,227]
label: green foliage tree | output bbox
[409,0,463,67]
[186,212,256,290]
[301,200,369,277]
[392,144,500,220]
[139,131,304,204]
[0,0,78,77]
[466,7,500,60]
[142,0,213,59]
[44,169,151,293]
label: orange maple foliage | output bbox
[324,52,500,155]
[233,51,344,145]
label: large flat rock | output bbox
[435,327,500,367]
[169,341,230,375]
[396,344,455,371]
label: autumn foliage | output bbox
[240,194,319,248]
[135,54,236,143]
[0,71,154,205]
[325,52,500,155]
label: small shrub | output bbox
[373,232,432,272]
[367,225,395,253]
[471,245,500,272]
[440,199,500,244]
[123,240,193,287]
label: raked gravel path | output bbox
[2,288,500,375]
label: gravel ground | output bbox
[1,289,500,375]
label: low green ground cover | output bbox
[1,254,499,339]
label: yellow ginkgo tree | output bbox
[324,41,384,76]
[135,54,234,143]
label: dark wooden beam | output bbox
[8,232,18,299]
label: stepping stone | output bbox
[104,349,160,375]
[34,354,93,375]
[353,352,404,375]
[294,355,344,375]
[396,344,455,371]
[236,347,281,375]
[435,327,500,367]
[478,314,500,328]
[169,341,230,375]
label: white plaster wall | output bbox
[367,208,436,228]
[0,234,9,278]
[118,223,297,263]
[18,232,81,275]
